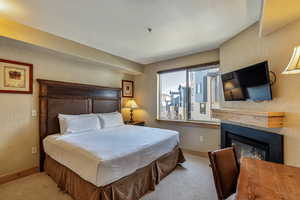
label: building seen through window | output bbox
[158,64,220,122]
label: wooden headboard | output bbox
[37,79,121,171]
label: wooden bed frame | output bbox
[37,79,121,171]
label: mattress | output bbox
[43,125,180,187]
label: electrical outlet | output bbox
[32,110,37,117]
[199,136,204,142]
[32,147,37,154]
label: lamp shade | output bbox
[125,99,138,109]
[282,46,300,74]
[224,80,235,90]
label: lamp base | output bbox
[129,109,134,122]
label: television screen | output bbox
[221,61,272,101]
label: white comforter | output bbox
[43,125,179,187]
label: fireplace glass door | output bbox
[228,133,269,162]
[232,139,267,161]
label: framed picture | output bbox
[0,59,33,94]
[122,80,134,98]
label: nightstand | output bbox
[125,121,145,126]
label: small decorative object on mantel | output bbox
[125,99,138,122]
[282,46,300,74]
[0,59,33,94]
[122,80,134,97]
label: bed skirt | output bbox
[44,146,185,200]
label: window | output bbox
[158,63,220,122]
[159,70,186,121]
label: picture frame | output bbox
[122,80,134,98]
[0,59,33,94]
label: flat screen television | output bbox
[221,61,272,101]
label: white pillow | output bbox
[97,112,124,128]
[63,115,100,134]
[58,114,100,134]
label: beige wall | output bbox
[0,37,133,176]
[134,50,220,152]
[0,17,143,74]
[259,0,300,36]
[220,21,300,166]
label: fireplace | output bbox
[221,123,283,163]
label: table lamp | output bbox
[125,99,138,122]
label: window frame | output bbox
[157,61,220,124]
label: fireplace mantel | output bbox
[212,108,284,128]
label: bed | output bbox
[38,79,185,200]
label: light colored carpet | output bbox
[0,153,217,200]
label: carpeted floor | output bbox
[0,153,218,200]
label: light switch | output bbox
[199,136,204,142]
[32,147,37,154]
[32,110,37,117]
